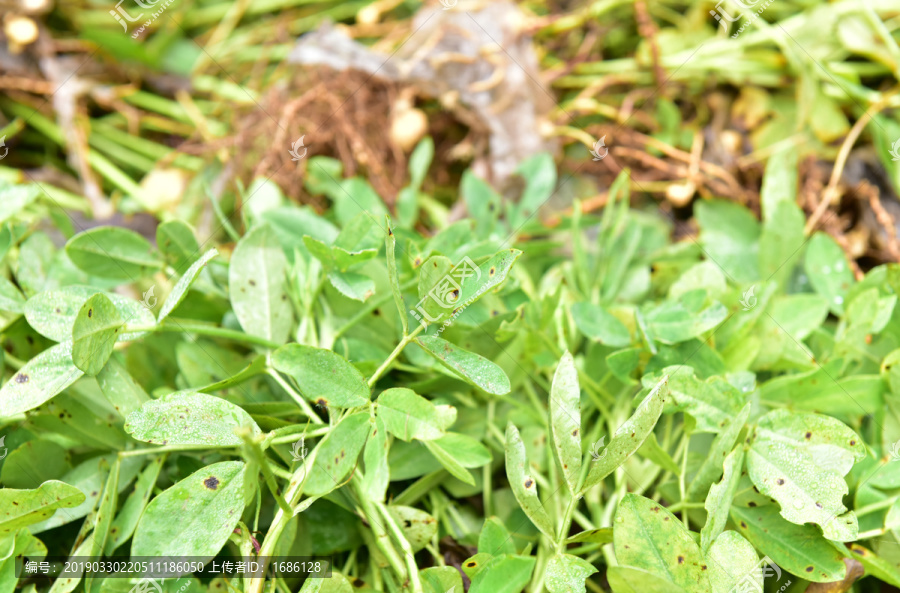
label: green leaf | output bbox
[644,298,728,345]
[415,335,511,395]
[687,403,750,501]
[272,344,369,409]
[305,413,370,496]
[747,410,863,541]
[377,388,445,442]
[695,200,760,283]
[581,374,668,493]
[71,293,124,376]
[24,286,155,343]
[66,226,162,280]
[106,457,164,554]
[613,494,711,592]
[504,423,555,539]
[846,544,900,587]
[132,461,246,557]
[510,153,556,230]
[805,232,855,315]
[705,531,760,593]
[652,366,744,433]
[607,566,687,593]
[571,303,631,347]
[549,351,582,493]
[566,528,613,545]
[731,504,847,582]
[386,505,437,552]
[0,276,25,313]
[385,219,408,335]
[545,553,598,593]
[328,270,375,302]
[158,248,218,322]
[0,480,85,534]
[157,220,200,274]
[420,567,463,593]
[125,391,261,447]
[90,457,120,557]
[361,415,389,501]
[228,224,292,344]
[700,447,744,553]
[96,357,151,419]
[468,554,536,593]
[478,517,515,555]
[0,341,84,418]
[423,439,474,485]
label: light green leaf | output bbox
[581,374,668,493]
[377,388,445,442]
[385,220,408,335]
[158,248,218,322]
[106,457,164,554]
[695,200,760,283]
[66,226,161,280]
[607,566,687,593]
[0,341,83,419]
[125,391,261,447]
[328,270,375,302]
[415,335,511,395]
[0,481,85,534]
[386,505,437,552]
[613,494,711,592]
[700,448,744,553]
[705,531,760,593]
[90,457,120,557]
[24,286,155,343]
[424,439,474,485]
[0,276,25,313]
[566,528,613,545]
[305,413,370,496]
[272,344,369,409]
[478,517,515,555]
[652,367,744,433]
[644,298,728,345]
[72,293,124,376]
[571,303,631,347]
[361,415,388,501]
[805,232,855,315]
[846,543,900,587]
[132,461,246,557]
[157,220,200,274]
[505,423,555,538]
[731,505,847,582]
[687,403,750,501]
[96,357,151,419]
[468,555,536,593]
[545,553,598,593]
[228,224,292,344]
[549,351,582,493]
[420,567,463,593]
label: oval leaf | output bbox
[545,553,598,593]
[377,388,445,442]
[228,225,292,344]
[158,248,218,322]
[125,391,261,447]
[66,226,161,280]
[305,413,370,497]
[132,461,246,557]
[0,480,85,534]
[272,344,369,409]
[550,351,582,494]
[0,341,84,419]
[504,423,554,538]
[415,335,511,395]
[72,293,124,376]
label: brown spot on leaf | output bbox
[805,566,813,573]
[15,373,28,384]
[466,561,476,568]
[776,478,785,485]
[88,309,93,318]
[204,476,220,490]
[677,556,684,564]
[571,429,579,437]
[805,432,812,439]
[524,479,534,489]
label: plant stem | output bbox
[126,322,282,349]
[352,477,408,583]
[367,325,424,388]
[377,501,424,593]
[557,495,580,553]
[267,368,323,421]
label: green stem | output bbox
[855,496,899,517]
[126,322,282,349]
[556,495,580,553]
[377,501,424,593]
[239,430,292,514]
[267,368,323,422]
[367,325,424,388]
[352,477,408,582]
